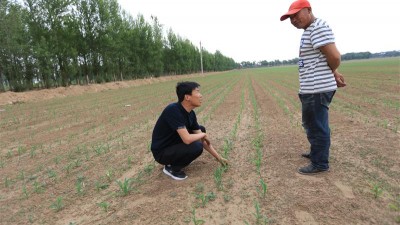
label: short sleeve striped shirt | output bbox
[298,18,337,94]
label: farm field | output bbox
[0,57,399,225]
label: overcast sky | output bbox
[117,0,400,63]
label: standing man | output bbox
[280,0,346,175]
[151,81,228,180]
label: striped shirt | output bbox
[298,18,337,94]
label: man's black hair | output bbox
[176,81,200,102]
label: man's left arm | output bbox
[320,43,346,87]
[192,129,228,166]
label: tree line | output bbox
[0,0,237,92]
[240,50,400,69]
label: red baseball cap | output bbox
[280,0,311,21]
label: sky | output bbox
[117,0,400,63]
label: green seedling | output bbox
[48,169,57,179]
[371,182,383,199]
[116,178,133,196]
[259,178,268,198]
[17,146,26,156]
[50,196,64,212]
[33,180,44,193]
[194,183,205,193]
[6,150,12,158]
[22,185,29,199]
[191,208,205,225]
[195,192,216,208]
[223,194,231,203]
[73,159,82,168]
[144,163,155,175]
[64,163,73,175]
[95,181,109,191]
[253,201,269,225]
[389,195,400,211]
[54,156,62,164]
[17,170,25,181]
[127,156,133,168]
[76,181,84,195]
[94,145,103,155]
[97,202,110,212]
[105,169,114,182]
[30,148,36,158]
[4,177,12,188]
[214,166,225,191]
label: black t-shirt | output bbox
[151,102,200,153]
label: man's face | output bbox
[187,87,202,107]
[290,8,312,29]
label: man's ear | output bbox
[184,94,191,101]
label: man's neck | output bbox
[180,101,194,112]
[304,15,316,30]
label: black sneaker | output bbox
[301,153,311,159]
[163,165,188,180]
[298,164,329,175]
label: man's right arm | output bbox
[177,128,206,145]
[319,43,346,87]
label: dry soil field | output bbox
[0,58,399,225]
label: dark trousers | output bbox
[153,126,205,171]
[299,91,335,170]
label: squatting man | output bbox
[151,81,228,180]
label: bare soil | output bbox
[0,71,399,225]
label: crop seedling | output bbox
[388,194,400,222]
[95,181,109,191]
[195,183,205,193]
[93,145,103,156]
[18,146,26,156]
[191,208,205,225]
[253,201,269,225]
[127,156,133,168]
[144,162,155,175]
[64,163,73,175]
[53,156,62,164]
[371,182,383,199]
[28,214,34,223]
[116,178,133,196]
[195,192,216,208]
[6,150,12,159]
[84,149,90,161]
[76,181,84,195]
[223,194,231,203]
[259,178,268,198]
[30,148,36,158]
[97,202,110,212]
[73,159,82,168]
[4,177,12,188]
[33,180,44,193]
[22,185,29,199]
[105,169,114,182]
[48,169,57,179]
[214,166,225,191]
[17,170,25,181]
[67,150,74,160]
[50,196,64,212]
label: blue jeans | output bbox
[299,91,335,170]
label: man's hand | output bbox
[217,156,229,167]
[334,71,346,87]
[201,135,211,146]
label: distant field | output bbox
[0,57,399,224]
